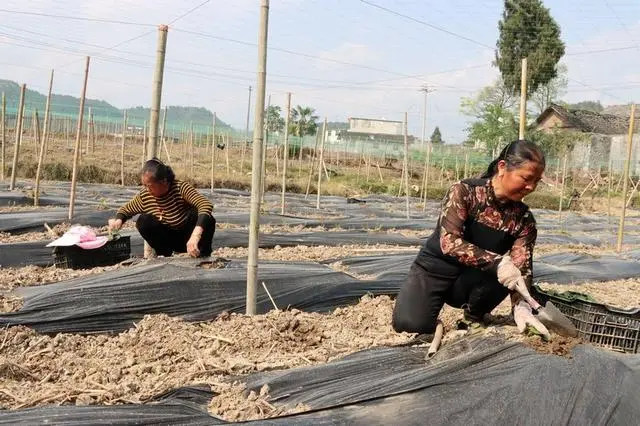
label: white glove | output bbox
[497,256,522,290]
[513,300,551,341]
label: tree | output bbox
[430,126,444,144]
[565,101,603,113]
[289,105,318,138]
[495,0,565,96]
[289,105,318,158]
[461,79,519,155]
[265,105,285,133]
[531,62,568,115]
[465,104,518,156]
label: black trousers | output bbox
[392,261,509,334]
[136,210,216,257]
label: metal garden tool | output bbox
[514,280,578,338]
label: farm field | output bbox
[2,178,640,423]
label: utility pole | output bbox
[241,85,252,173]
[419,86,434,147]
[246,0,270,315]
[148,24,168,160]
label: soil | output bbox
[215,244,420,263]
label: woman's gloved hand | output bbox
[513,300,551,341]
[497,256,522,290]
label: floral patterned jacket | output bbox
[417,178,536,289]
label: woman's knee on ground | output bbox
[392,308,439,334]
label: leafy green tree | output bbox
[265,105,285,133]
[430,126,444,144]
[495,0,565,96]
[289,105,318,137]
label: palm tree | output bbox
[289,105,318,161]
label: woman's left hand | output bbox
[187,233,201,257]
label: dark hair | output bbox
[141,158,175,184]
[481,140,545,178]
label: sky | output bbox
[0,0,639,143]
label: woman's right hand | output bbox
[108,218,123,232]
[497,256,522,290]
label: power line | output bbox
[0,8,155,27]
[358,0,494,50]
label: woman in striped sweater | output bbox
[108,158,216,258]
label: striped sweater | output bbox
[116,180,213,229]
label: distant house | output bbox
[333,117,416,157]
[535,103,640,173]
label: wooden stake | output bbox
[121,110,127,186]
[142,120,147,166]
[33,111,45,206]
[519,57,528,139]
[41,69,54,163]
[607,154,613,223]
[9,84,26,191]
[1,92,5,181]
[403,112,410,219]
[558,152,568,225]
[316,117,327,209]
[281,92,291,215]
[422,143,432,211]
[69,56,90,220]
[225,134,230,176]
[211,112,217,193]
[618,104,636,252]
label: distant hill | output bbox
[602,104,634,117]
[0,79,233,131]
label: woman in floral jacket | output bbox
[392,139,550,340]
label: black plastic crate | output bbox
[54,236,131,270]
[532,285,640,354]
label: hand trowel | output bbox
[514,281,578,338]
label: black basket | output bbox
[532,285,640,354]
[54,236,131,270]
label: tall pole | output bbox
[519,57,528,140]
[281,92,291,215]
[617,103,636,252]
[41,69,54,162]
[1,92,5,181]
[246,0,270,316]
[241,85,252,173]
[148,25,168,160]
[261,95,271,205]
[9,84,26,191]
[68,56,90,220]
[34,111,45,206]
[121,110,127,186]
[316,117,327,209]
[403,112,410,219]
[211,111,217,192]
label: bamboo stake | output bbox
[281,92,291,215]
[69,56,90,220]
[1,92,5,181]
[557,152,568,226]
[316,117,327,209]
[617,104,636,252]
[121,110,127,186]
[33,111,45,206]
[211,112,217,193]
[9,84,26,191]
[41,70,54,162]
[403,112,410,219]
[607,154,613,223]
